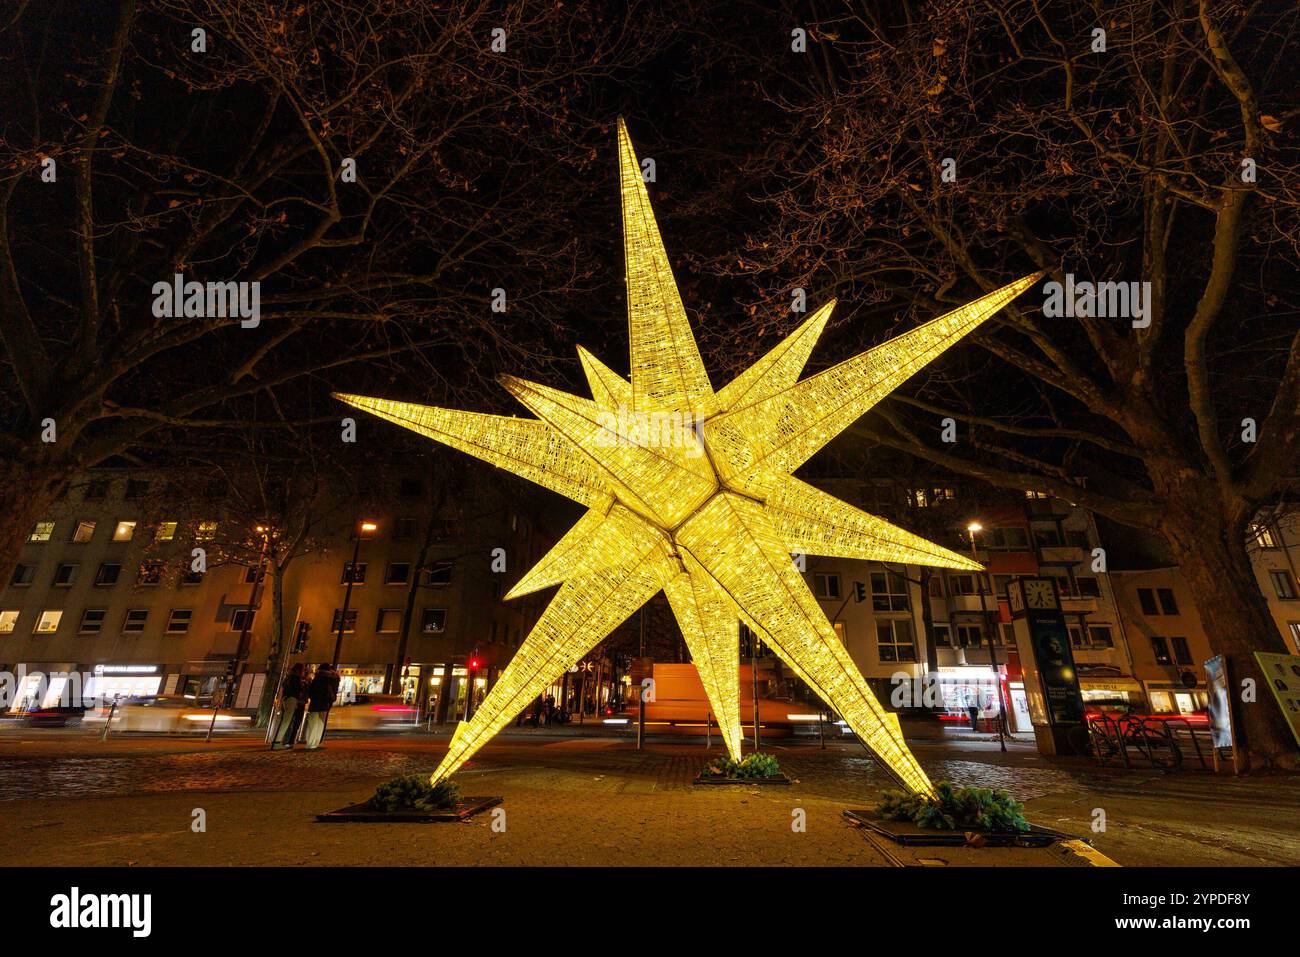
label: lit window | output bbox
[123,609,148,633]
[53,563,79,586]
[331,608,358,633]
[28,521,55,542]
[166,609,193,634]
[1250,523,1279,549]
[421,608,447,633]
[112,520,137,542]
[195,521,218,541]
[72,520,96,543]
[341,562,368,585]
[155,522,178,542]
[0,610,18,633]
[376,609,403,633]
[35,610,63,634]
[79,610,107,635]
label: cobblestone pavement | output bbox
[0,730,1295,866]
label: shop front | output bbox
[1078,675,1146,711]
[1144,680,1208,715]
[932,665,1009,732]
[85,664,164,704]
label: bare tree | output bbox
[707,1,1300,765]
[0,0,664,587]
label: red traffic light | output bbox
[468,658,481,670]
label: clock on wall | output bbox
[1025,578,1060,610]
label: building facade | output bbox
[0,469,552,720]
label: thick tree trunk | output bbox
[1162,516,1296,770]
[255,565,289,728]
[0,460,73,591]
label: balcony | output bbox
[948,595,993,613]
[1061,596,1100,614]
[1038,545,1089,566]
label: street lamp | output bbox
[967,521,1008,752]
[332,519,377,666]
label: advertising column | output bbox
[1006,578,1087,755]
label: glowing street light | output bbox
[332,519,377,666]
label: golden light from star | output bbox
[336,119,1041,796]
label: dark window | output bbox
[179,567,204,585]
[1156,588,1179,615]
[931,624,951,646]
[1075,577,1101,597]
[11,563,36,586]
[421,608,447,633]
[53,563,79,586]
[95,563,122,586]
[243,566,266,584]
[1171,636,1193,666]
[1068,626,1085,649]
[393,519,418,542]
[331,608,359,633]
[83,479,111,501]
[230,608,256,632]
[399,478,424,498]
[1033,527,1062,547]
[341,562,368,585]
[956,624,983,648]
[1066,529,1090,549]
[123,609,148,633]
[138,561,163,586]
[79,609,107,634]
[1270,571,1298,600]
[1150,636,1171,665]
[870,571,909,612]
[385,562,411,585]
[124,479,151,500]
[876,620,916,662]
[166,609,193,634]
[376,609,403,633]
[423,561,453,587]
[1089,625,1114,648]
[1137,588,1159,616]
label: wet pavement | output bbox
[0,729,1295,865]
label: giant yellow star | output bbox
[336,119,1040,795]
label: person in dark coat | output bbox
[303,663,340,750]
[272,663,308,749]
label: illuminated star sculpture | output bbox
[336,119,1040,795]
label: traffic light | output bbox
[292,621,311,654]
[853,581,867,603]
[468,656,481,671]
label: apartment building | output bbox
[0,468,552,719]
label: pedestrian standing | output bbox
[271,663,307,750]
[303,663,340,750]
